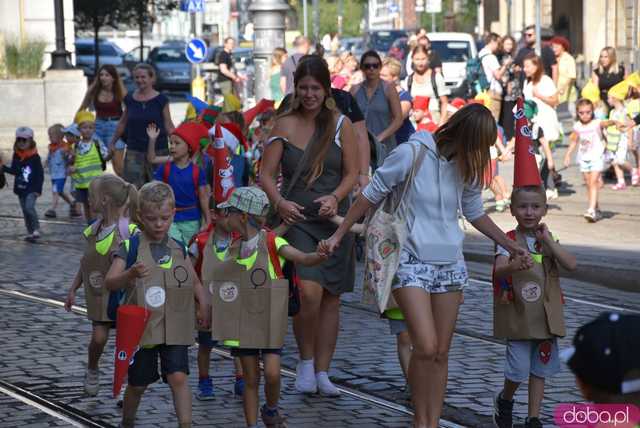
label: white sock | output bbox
[316,371,340,394]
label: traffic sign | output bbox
[416,0,425,12]
[425,0,442,13]
[185,38,207,64]
[181,0,204,12]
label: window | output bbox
[430,41,472,62]
[151,48,187,63]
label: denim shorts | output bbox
[196,330,218,349]
[391,251,468,294]
[579,157,604,173]
[504,338,560,383]
[128,345,189,386]
[388,318,408,335]
[95,118,125,151]
[51,178,66,193]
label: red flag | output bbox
[113,305,150,398]
[513,97,542,187]
[209,124,236,204]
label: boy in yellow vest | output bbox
[69,110,109,222]
[105,181,209,428]
[209,187,326,428]
[492,98,577,428]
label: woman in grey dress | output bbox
[260,55,359,396]
[351,50,403,164]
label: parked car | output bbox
[340,37,365,58]
[75,38,129,79]
[427,32,478,96]
[146,41,191,91]
[364,30,408,55]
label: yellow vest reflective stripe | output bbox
[73,143,102,189]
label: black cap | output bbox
[566,312,640,394]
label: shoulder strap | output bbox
[431,72,439,99]
[94,141,106,171]
[125,233,140,269]
[265,230,284,279]
[393,142,427,215]
[162,161,171,183]
[407,74,414,93]
[192,163,200,194]
[334,115,346,148]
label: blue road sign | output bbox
[181,0,204,12]
[185,38,207,64]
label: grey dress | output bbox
[279,116,355,295]
[355,81,396,164]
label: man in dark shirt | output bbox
[215,37,244,95]
[280,36,311,96]
[278,72,372,188]
[514,25,558,82]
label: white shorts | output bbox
[607,139,628,165]
[391,250,468,294]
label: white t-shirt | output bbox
[402,71,450,111]
[523,76,561,142]
[479,47,502,95]
[573,119,606,162]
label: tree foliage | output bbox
[289,0,367,39]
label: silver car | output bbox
[75,38,129,79]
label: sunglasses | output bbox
[362,62,381,70]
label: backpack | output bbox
[264,230,301,317]
[95,142,107,171]
[162,161,201,192]
[464,54,490,97]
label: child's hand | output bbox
[499,152,512,162]
[146,123,160,141]
[510,246,533,271]
[197,304,210,329]
[64,290,75,312]
[535,223,552,244]
[499,290,511,305]
[315,243,330,259]
[128,261,150,279]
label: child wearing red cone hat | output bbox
[491,97,577,428]
[146,121,211,244]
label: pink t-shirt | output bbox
[573,119,605,162]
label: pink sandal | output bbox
[611,182,627,190]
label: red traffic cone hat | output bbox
[209,124,236,204]
[113,305,150,398]
[243,99,275,126]
[513,97,542,187]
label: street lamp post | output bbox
[50,0,72,69]
[249,0,289,101]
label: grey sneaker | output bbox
[583,209,597,223]
[493,391,513,428]
[85,369,99,396]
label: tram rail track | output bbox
[0,288,465,428]
[0,378,113,428]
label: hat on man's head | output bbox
[74,110,96,125]
[217,186,270,217]
[172,122,210,155]
[15,126,34,139]
[563,312,640,395]
[62,123,81,137]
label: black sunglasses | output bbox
[362,62,381,70]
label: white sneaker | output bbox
[294,360,317,394]
[316,371,341,397]
[85,369,99,396]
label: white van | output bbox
[427,32,478,97]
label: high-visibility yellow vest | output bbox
[73,142,103,189]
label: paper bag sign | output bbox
[210,278,288,349]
